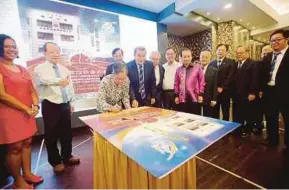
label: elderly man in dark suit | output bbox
[260,29,289,148]
[150,51,165,108]
[233,45,259,138]
[209,44,235,121]
[200,50,218,118]
[127,46,156,107]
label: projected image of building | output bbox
[27,9,80,57]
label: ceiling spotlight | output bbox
[224,3,232,9]
[206,12,211,16]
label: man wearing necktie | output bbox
[209,44,235,121]
[260,29,289,148]
[127,47,156,107]
[34,42,80,173]
[200,50,218,118]
[233,46,258,138]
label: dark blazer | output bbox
[156,64,165,91]
[261,48,289,106]
[203,65,218,105]
[234,59,259,98]
[105,64,114,75]
[105,62,126,75]
[209,58,235,91]
[127,60,156,102]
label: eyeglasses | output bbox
[270,38,285,44]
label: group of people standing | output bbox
[0,35,79,189]
[0,28,288,188]
[98,29,289,150]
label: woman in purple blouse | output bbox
[174,48,205,114]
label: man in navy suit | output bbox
[150,51,165,108]
[127,46,156,107]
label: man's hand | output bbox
[248,94,256,101]
[151,98,156,105]
[210,101,217,107]
[217,87,223,93]
[198,96,203,103]
[132,100,138,108]
[110,105,121,112]
[59,78,70,87]
[70,104,75,113]
[175,97,179,104]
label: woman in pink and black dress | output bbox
[0,34,43,189]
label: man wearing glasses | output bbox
[261,29,289,149]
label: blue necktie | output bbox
[53,65,69,103]
[139,64,146,100]
[270,52,281,78]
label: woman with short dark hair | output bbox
[0,34,43,189]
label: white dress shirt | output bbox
[34,61,75,104]
[268,46,289,86]
[154,65,160,86]
[203,64,209,74]
[162,61,182,90]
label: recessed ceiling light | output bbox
[206,12,211,16]
[224,3,232,9]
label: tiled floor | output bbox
[1,127,289,189]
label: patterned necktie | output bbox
[139,64,146,100]
[53,65,69,103]
[270,52,281,78]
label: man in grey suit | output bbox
[200,50,218,118]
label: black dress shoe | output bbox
[241,132,249,139]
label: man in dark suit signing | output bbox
[105,48,126,75]
[260,29,289,147]
[209,44,235,121]
[127,46,156,107]
[150,51,165,108]
[200,50,218,118]
[233,45,258,138]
